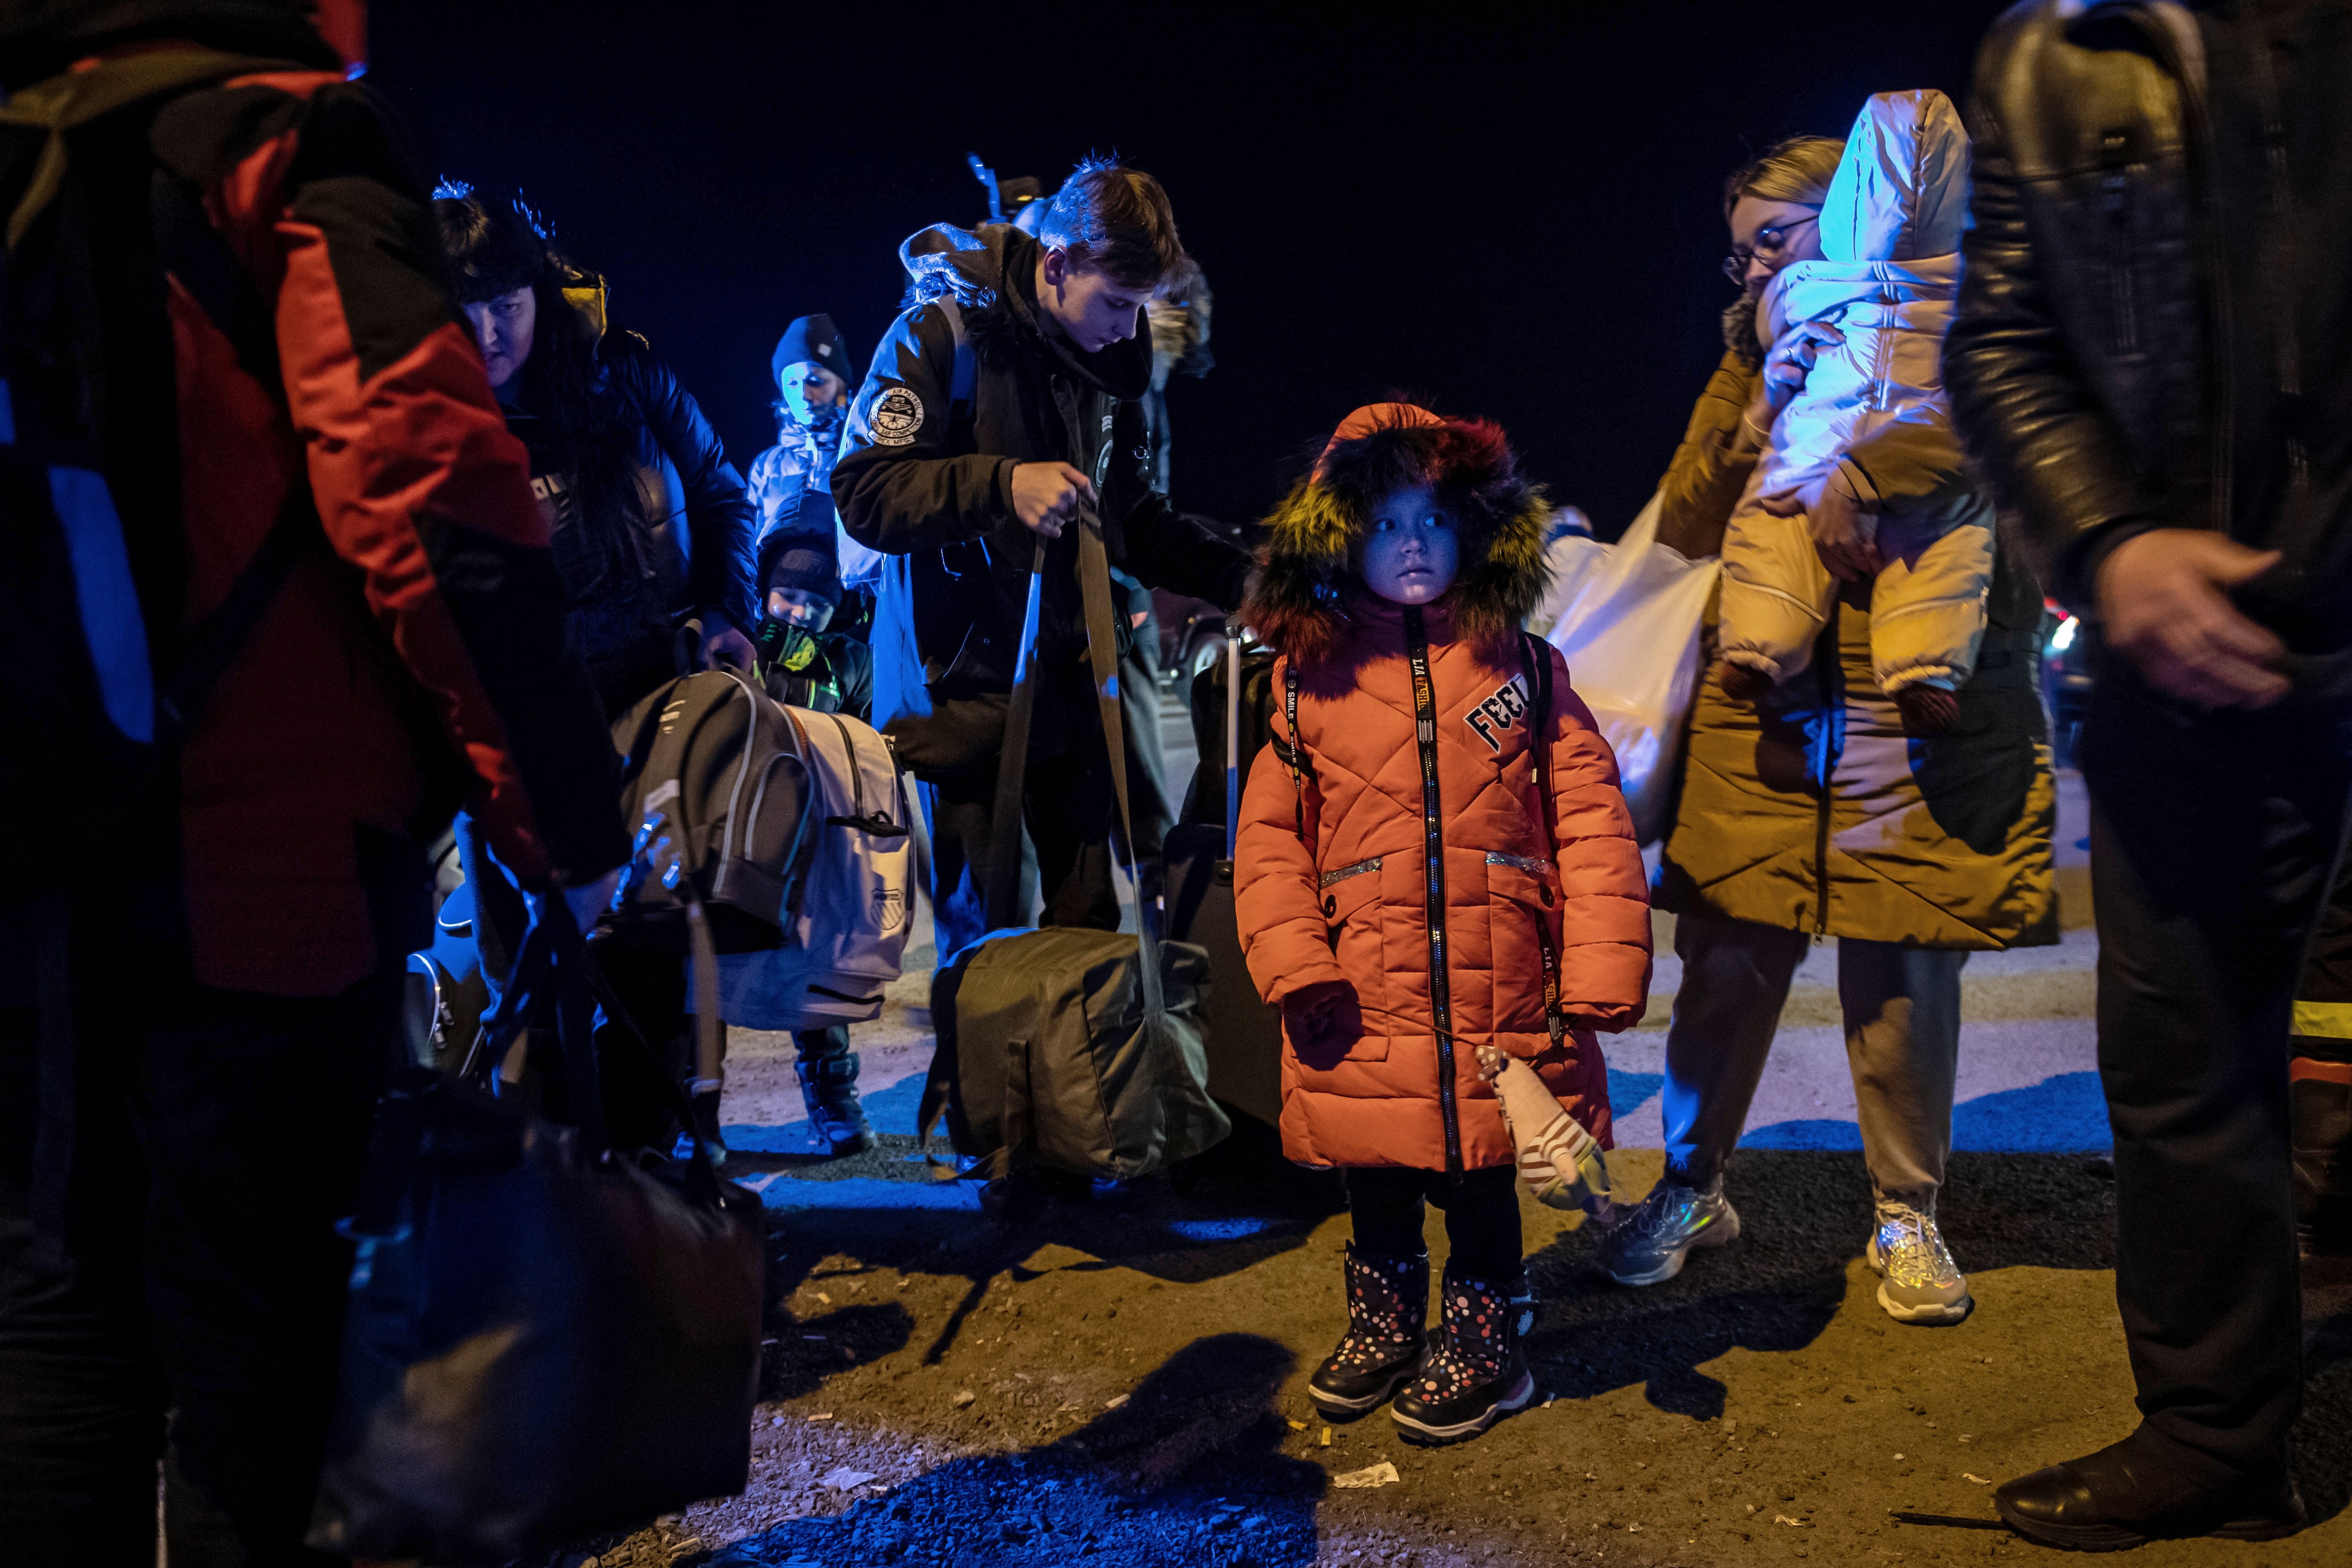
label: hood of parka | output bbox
[897,221,1152,400]
[1245,406,1551,668]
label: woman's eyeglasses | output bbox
[1723,215,1821,284]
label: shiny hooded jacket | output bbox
[1720,89,1998,695]
[1234,408,1652,1173]
[1752,89,1973,505]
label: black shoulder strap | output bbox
[1518,633,1557,862]
[1281,656,1309,844]
[148,167,319,742]
[982,534,1048,929]
[1519,633,1565,1052]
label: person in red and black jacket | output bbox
[0,3,627,1562]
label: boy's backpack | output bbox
[608,667,817,955]
[918,508,1230,1181]
[695,705,914,1030]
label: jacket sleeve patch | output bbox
[860,383,925,446]
[1463,673,1531,752]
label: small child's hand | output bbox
[1281,979,1359,1051]
[1748,318,1846,428]
[1763,466,1881,583]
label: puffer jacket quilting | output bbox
[1234,599,1651,1173]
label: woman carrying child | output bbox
[1234,405,1653,1445]
[1610,105,2057,1323]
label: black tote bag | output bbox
[307,898,765,1564]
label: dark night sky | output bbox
[369,1,2012,541]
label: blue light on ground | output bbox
[726,1073,930,1154]
[1608,1068,1665,1118]
[1163,1218,1272,1242]
[1743,1071,2110,1155]
[756,1176,982,1212]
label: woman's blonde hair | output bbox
[1722,135,1844,221]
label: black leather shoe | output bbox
[1994,1436,2304,1551]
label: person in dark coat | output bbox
[437,190,759,714]
[437,190,760,1154]
[0,3,626,1559]
[1947,0,2352,1548]
[833,156,1251,965]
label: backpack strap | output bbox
[981,534,1047,930]
[933,296,978,424]
[1518,633,1566,1053]
[148,168,321,740]
[1073,503,1168,1012]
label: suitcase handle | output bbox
[1224,633,1241,860]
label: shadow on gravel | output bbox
[1523,1150,2122,1419]
[711,1333,1329,1568]
[753,1125,1344,1366]
[2296,1280,2352,1528]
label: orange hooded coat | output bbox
[1234,408,1652,1173]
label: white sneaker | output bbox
[1595,1178,1740,1286]
[1867,1201,1972,1324]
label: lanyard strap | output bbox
[1283,657,1308,843]
[1517,634,1566,1053]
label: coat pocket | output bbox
[1311,859,1389,1065]
[1483,851,1563,1046]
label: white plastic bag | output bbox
[1539,493,1719,846]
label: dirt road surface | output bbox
[554,764,2351,1567]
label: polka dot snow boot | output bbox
[1391,1265,1535,1445]
[1309,1248,1429,1419]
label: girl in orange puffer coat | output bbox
[1235,404,1653,1445]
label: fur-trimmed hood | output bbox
[1244,403,1551,665]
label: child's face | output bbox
[1358,484,1459,606]
[765,586,835,633]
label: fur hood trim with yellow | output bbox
[1243,402,1552,665]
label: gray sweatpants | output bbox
[1660,913,1965,1206]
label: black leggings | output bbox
[1346,1165,1522,1280]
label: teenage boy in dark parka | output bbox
[833,157,1249,957]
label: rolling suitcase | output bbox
[1178,637,1278,826]
[1165,636,1286,1129]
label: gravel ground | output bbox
[534,766,2352,1566]
[546,1143,2352,1568]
